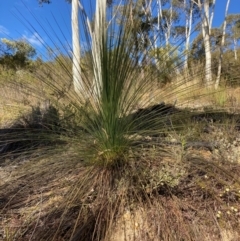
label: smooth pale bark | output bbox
[209,0,216,34]
[71,0,83,95]
[151,0,162,72]
[183,0,193,71]
[157,0,172,47]
[158,0,174,62]
[195,0,213,87]
[231,17,240,61]
[144,0,155,103]
[91,0,107,99]
[227,14,240,61]
[233,38,238,61]
[203,0,212,87]
[165,0,173,48]
[215,0,230,89]
[157,0,163,46]
[153,0,162,67]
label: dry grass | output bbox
[1,67,240,240]
[1,145,240,240]
[1,111,240,241]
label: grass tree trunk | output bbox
[72,0,83,96]
[215,0,231,89]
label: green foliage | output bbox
[1,38,36,58]
[0,38,36,70]
[149,44,180,83]
[211,48,240,86]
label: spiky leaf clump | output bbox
[69,1,170,166]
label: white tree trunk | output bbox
[165,0,173,47]
[72,0,83,96]
[209,0,216,34]
[183,0,193,71]
[157,0,169,46]
[215,0,231,89]
[203,0,212,87]
[197,0,212,87]
[233,37,238,61]
[152,0,162,71]
[157,0,163,46]
[91,0,107,99]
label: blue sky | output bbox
[0,0,72,58]
[0,0,240,58]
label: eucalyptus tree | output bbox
[192,0,216,87]
[38,0,117,99]
[173,0,201,71]
[190,26,231,68]
[134,0,181,68]
[114,0,157,65]
[0,38,36,70]
[155,0,168,46]
[158,0,180,48]
[69,0,81,96]
[38,0,84,97]
[215,0,230,89]
[173,0,192,71]
[226,14,240,61]
[113,0,184,70]
[138,0,157,65]
[190,32,204,62]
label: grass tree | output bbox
[79,0,158,164]
[1,0,240,240]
